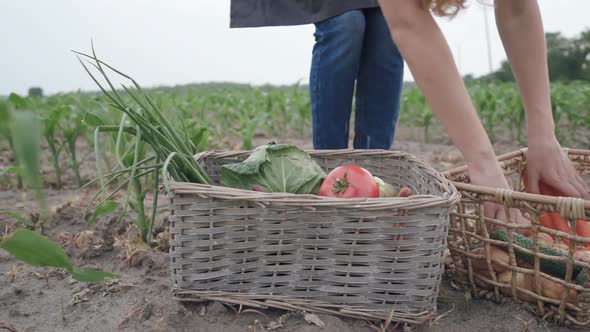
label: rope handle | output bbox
[495,188,515,207]
[557,197,587,220]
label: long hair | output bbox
[422,0,468,17]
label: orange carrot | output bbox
[538,213,555,232]
[523,168,589,248]
[549,212,572,246]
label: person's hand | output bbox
[525,137,590,200]
[469,159,532,235]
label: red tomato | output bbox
[319,165,379,198]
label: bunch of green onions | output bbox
[74,44,211,242]
[75,45,211,185]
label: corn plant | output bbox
[9,109,47,214]
[61,101,89,188]
[553,82,586,143]
[401,89,432,142]
[291,84,312,137]
[41,106,66,189]
[550,85,567,144]
[502,88,526,144]
[231,96,268,150]
[0,109,115,282]
[470,84,498,143]
[3,94,36,188]
[0,100,18,185]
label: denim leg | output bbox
[310,10,366,149]
[353,8,404,150]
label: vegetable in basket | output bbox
[220,142,326,194]
[470,246,511,273]
[496,270,577,303]
[470,235,579,303]
[221,144,415,198]
[319,165,379,198]
[536,211,588,248]
[318,166,413,198]
[490,230,586,283]
[374,176,395,197]
[523,168,590,248]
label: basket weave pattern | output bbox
[167,150,459,323]
[444,148,590,327]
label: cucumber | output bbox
[575,267,589,286]
[490,230,584,283]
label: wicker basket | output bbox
[443,148,590,327]
[166,149,459,324]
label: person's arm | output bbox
[495,0,589,199]
[376,0,509,189]
[495,0,553,136]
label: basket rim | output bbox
[442,147,590,209]
[442,147,590,177]
[165,149,460,209]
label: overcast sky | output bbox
[1,0,589,95]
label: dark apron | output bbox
[229,0,379,28]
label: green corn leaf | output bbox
[88,200,119,226]
[1,229,119,281]
[10,110,47,215]
[0,166,22,177]
[71,267,119,282]
[83,110,107,127]
[0,211,35,228]
[191,126,209,152]
[7,93,31,110]
[0,101,10,139]
[1,229,73,270]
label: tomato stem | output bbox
[332,171,354,195]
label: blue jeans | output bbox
[310,8,404,150]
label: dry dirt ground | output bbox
[0,129,581,332]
